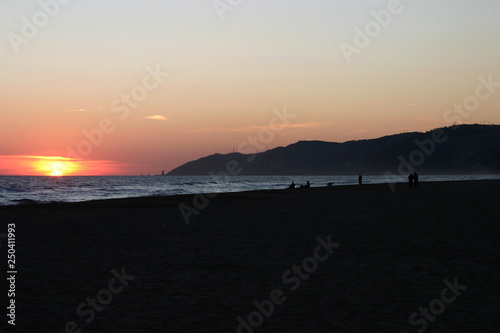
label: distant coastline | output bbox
[168,124,500,176]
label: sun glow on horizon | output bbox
[32,157,82,176]
[50,168,63,177]
[0,155,130,176]
[47,162,67,176]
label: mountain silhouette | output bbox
[168,124,500,175]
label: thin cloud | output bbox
[287,122,334,129]
[145,115,169,121]
[190,122,334,133]
[416,117,443,123]
[64,108,87,112]
[24,155,76,161]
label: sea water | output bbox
[0,175,499,206]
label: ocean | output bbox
[0,174,499,206]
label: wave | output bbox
[149,188,188,197]
[10,198,42,205]
[1,187,29,193]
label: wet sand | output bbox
[1,180,499,332]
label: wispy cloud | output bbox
[416,117,443,123]
[190,122,334,133]
[287,122,335,129]
[352,129,369,134]
[24,155,76,161]
[64,108,87,112]
[145,115,169,121]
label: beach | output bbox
[1,180,499,332]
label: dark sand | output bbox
[1,180,499,332]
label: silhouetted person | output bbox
[300,181,311,188]
[358,174,362,185]
[288,182,296,189]
[408,173,414,187]
[413,172,419,187]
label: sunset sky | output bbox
[1,0,500,175]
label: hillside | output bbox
[167,125,500,175]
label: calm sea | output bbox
[0,175,499,206]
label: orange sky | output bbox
[1,1,500,176]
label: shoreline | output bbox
[1,178,499,209]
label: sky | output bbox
[1,0,499,175]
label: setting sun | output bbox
[50,170,63,177]
[49,163,64,176]
[33,157,81,176]
[0,155,130,176]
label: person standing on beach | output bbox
[358,174,362,185]
[408,174,414,187]
[414,172,419,187]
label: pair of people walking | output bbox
[408,172,419,187]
